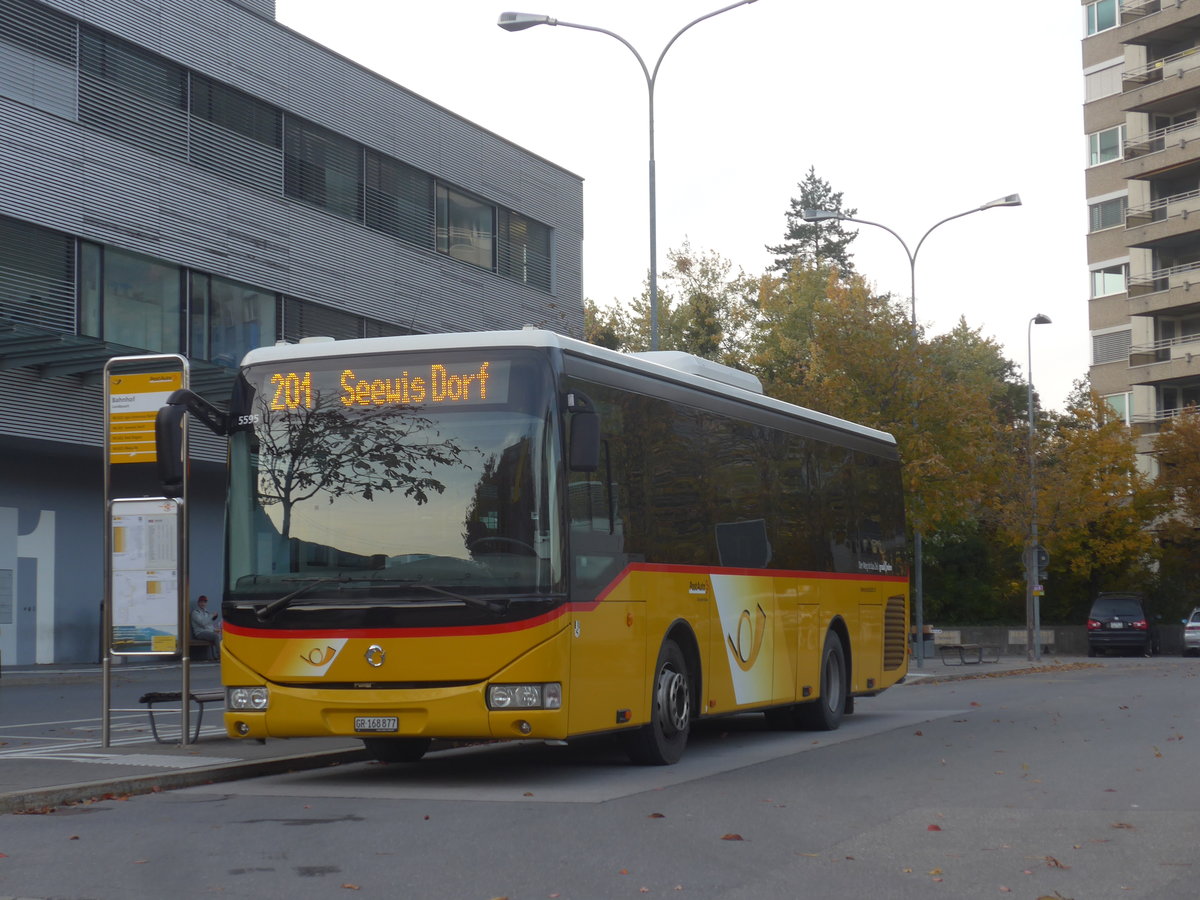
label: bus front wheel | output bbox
[622,639,691,766]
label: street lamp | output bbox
[801,194,1022,667]
[499,2,760,351]
[1026,313,1052,662]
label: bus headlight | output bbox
[487,683,562,710]
[227,686,269,711]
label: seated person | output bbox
[189,595,221,660]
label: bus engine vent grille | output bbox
[883,594,907,671]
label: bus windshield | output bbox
[225,349,563,609]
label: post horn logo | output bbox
[301,646,337,666]
[727,604,767,672]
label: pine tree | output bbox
[767,167,857,273]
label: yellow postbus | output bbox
[158,329,909,765]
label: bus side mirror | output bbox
[570,410,600,472]
[566,392,600,472]
[155,402,187,498]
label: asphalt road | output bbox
[2,655,1197,899]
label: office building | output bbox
[0,0,584,663]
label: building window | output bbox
[189,75,283,192]
[1103,392,1131,425]
[0,215,76,332]
[284,118,363,221]
[1085,0,1118,36]
[80,243,182,353]
[365,151,435,248]
[189,273,276,368]
[1092,327,1131,365]
[79,28,188,158]
[1089,196,1127,232]
[498,209,552,291]
[190,75,281,148]
[436,184,494,270]
[1089,125,1125,166]
[1091,263,1127,297]
[1085,62,1123,101]
[0,0,77,118]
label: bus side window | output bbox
[569,440,625,596]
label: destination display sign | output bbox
[266,359,511,411]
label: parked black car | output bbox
[1086,592,1160,657]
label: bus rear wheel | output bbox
[362,737,431,763]
[622,639,691,766]
[794,631,847,731]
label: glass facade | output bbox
[190,273,276,368]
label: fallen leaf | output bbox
[648,813,666,819]
[1043,856,1069,869]
[618,869,630,875]
[341,885,361,891]
[721,834,744,841]
[524,791,534,797]
[927,824,943,832]
[914,730,923,736]
[928,868,943,875]
[1000,888,1012,893]
[1112,823,1135,830]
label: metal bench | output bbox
[138,689,224,743]
[939,643,1000,666]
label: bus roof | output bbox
[241,328,897,447]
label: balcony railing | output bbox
[1127,258,1200,295]
[1120,0,1162,23]
[1130,332,1200,362]
[1126,188,1200,225]
[1123,46,1200,88]
[1124,118,1200,159]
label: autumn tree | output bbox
[584,243,756,365]
[766,167,858,274]
[1151,407,1200,614]
[1030,382,1163,622]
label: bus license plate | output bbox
[354,716,398,733]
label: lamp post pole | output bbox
[498,2,759,350]
[801,195,1021,667]
[1026,313,1052,662]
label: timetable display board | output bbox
[109,498,181,656]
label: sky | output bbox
[274,0,1087,411]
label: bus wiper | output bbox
[256,576,351,622]
[405,583,506,614]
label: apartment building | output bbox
[1084,0,1200,458]
[0,0,584,663]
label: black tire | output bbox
[794,631,847,731]
[623,639,691,766]
[362,737,431,764]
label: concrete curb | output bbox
[1,747,368,816]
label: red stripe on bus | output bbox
[223,606,567,640]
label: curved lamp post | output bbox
[1026,313,1052,661]
[801,194,1022,666]
[499,2,759,351]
